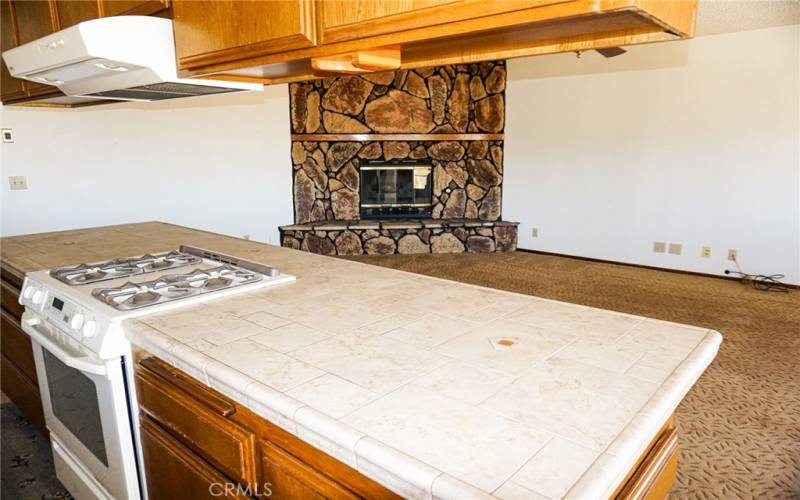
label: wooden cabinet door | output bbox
[53,0,100,30]
[12,0,58,97]
[172,0,316,71]
[100,0,169,17]
[261,440,360,500]
[140,415,249,500]
[315,0,548,44]
[1,0,26,101]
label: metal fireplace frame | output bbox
[359,160,433,219]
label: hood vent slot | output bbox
[85,82,241,101]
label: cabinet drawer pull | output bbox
[139,357,235,417]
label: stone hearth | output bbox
[280,219,518,255]
[282,61,518,255]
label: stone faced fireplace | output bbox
[360,161,433,219]
[279,61,518,255]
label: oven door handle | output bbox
[22,317,108,376]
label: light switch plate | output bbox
[9,176,27,190]
[701,246,711,258]
[653,241,666,253]
[531,228,538,238]
[668,243,682,255]
[1,129,12,143]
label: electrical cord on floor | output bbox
[724,257,792,293]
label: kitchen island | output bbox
[1,222,721,499]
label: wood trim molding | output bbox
[291,133,504,142]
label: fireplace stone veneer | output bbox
[282,61,517,255]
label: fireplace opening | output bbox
[360,161,433,219]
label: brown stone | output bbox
[431,233,465,253]
[432,124,457,133]
[328,179,345,191]
[325,142,360,172]
[494,225,517,252]
[409,145,427,159]
[445,162,468,188]
[447,73,469,132]
[490,145,503,170]
[302,234,336,255]
[335,231,363,255]
[453,227,468,241]
[323,111,370,133]
[363,229,380,239]
[485,66,506,94]
[302,156,328,191]
[432,204,444,218]
[361,72,395,85]
[433,165,452,194]
[427,75,447,125]
[467,159,501,188]
[478,186,501,220]
[293,169,315,223]
[358,142,382,159]
[364,236,396,254]
[467,141,488,159]
[419,228,431,244]
[321,77,373,115]
[383,142,411,161]
[475,94,504,132]
[311,200,327,221]
[364,90,434,133]
[338,162,359,191]
[470,75,487,100]
[291,142,306,164]
[331,189,359,220]
[427,141,465,161]
[397,234,430,254]
[282,235,301,250]
[393,70,408,89]
[466,183,486,200]
[476,227,492,237]
[466,235,496,253]
[290,84,309,133]
[403,71,429,98]
[465,199,478,218]
[305,91,321,133]
[443,189,466,218]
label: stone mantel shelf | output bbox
[281,218,519,232]
[291,133,504,142]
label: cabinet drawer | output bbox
[616,425,679,500]
[1,279,24,320]
[0,309,38,384]
[135,357,258,487]
[140,415,249,500]
[1,352,46,436]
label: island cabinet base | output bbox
[614,416,680,500]
[134,355,399,500]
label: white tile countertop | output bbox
[125,241,722,500]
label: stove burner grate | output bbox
[50,251,203,286]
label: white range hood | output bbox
[1,16,261,102]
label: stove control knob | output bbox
[82,320,97,338]
[23,286,36,300]
[70,313,85,330]
[32,290,45,305]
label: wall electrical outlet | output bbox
[728,249,738,261]
[653,241,666,253]
[1,129,13,143]
[701,246,712,258]
[668,243,682,255]
[531,228,539,238]
[8,176,27,190]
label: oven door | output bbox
[22,313,140,500]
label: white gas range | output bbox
[18,246,295,500]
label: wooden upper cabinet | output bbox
[100,0,169,17]
[315,0,552,45]
[11,0,59,97]
[53,0,100,30]
[172,0,316,72]
[1,1,26,101]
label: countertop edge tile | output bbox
[565,330,723,499]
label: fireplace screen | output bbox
[360,161,433,219]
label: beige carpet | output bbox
[345,251,800,499]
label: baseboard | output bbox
[515,248,799,288]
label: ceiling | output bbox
[695,0,800,35]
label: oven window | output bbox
[43,349,109,466]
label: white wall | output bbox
[504,25,800,284]
[0,85,292,244]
